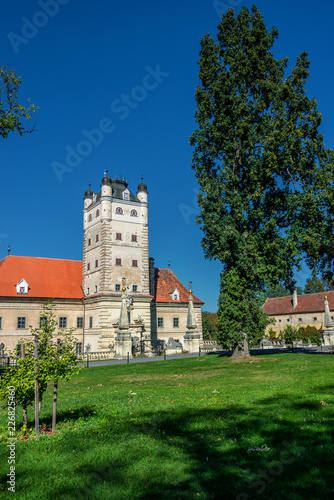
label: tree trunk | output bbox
[52,379,58,433]
[23,405,28,431]
[231,333,251,359]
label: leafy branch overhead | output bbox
[190,6,334,350]
[0,64,38,138]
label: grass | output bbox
[0,353,333,499]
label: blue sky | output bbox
[1,0,334,311]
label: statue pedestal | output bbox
[184,330,200,354]
[115,331,133,359]
[323,328,334,346]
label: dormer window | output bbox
[130,209,138,217]
[171,288,180,301]
[115,207,123,215]
[16,279,29,295]
[123,191,130,200]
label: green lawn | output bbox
[0,353,333,499]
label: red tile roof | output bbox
[0,257,204,305]
[0,256,83,299]
[263,291,334,315]
[154,268,204,304]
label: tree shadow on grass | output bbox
[17,393,334,500]
[23,405,96,430]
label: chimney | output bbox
[292,289,298,308]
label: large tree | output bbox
[190,6,334,355]
[0,65,38,138]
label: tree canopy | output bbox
[190,5,334,351]
[0,65,38,138]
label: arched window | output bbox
[115,207,123,215]
[88,214,92,222]
[96,209,100,217]
[130,209,138,217]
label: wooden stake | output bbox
[34,335,39,436]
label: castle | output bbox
[0,173,204,356]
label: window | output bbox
[132,285,137,292]
[174,294,178,300]
[95,285,98,293]
[87,288,90,295]
[57,339,62,346]
[88,214,92,222]
[313,317,317,321]
[95,259,98,268]
[96,234,99,242]
[115,207,123,215]
[158,317,164,327]
[115,284,121,291]
[16,343,22,356]
[131,234,137,242]
[17,317,26,329]
[173,318,179,328]
[116,258,122,266]
[77,317,83,328]
[130,209,138,217]
[116,233,122,240]
[279,319,281,323]
[287,318,290,322]
[87,263,90,271]
[39,316,47,328]
[88,238,91,246]
[132,260,138,267]
[76,342,82,354]
[0,317,2,329]
[298,318,302,322]
[59,317,67,328]
[89,316,93,328]
[96,209,100,217]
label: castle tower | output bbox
[82,172,152,351]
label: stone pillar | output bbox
[184,282,200,354]
[323,294,334,346]
[115,278,133,358]
[149,257,155,296]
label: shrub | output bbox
[281,325,300,343]
[299,325,322,346]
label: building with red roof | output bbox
[0,174,204,354]
[262,290,334,334]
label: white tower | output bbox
[82,172,152,351]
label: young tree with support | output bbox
[190,6,334,357]
[0,301,79,434]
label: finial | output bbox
[7,245,11,256]
[141,175,143,182]
[325,290,328,301]
[168,261,171,269]
[122,277,126,292]
[89,182,91,188]
[189,281,193,294]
